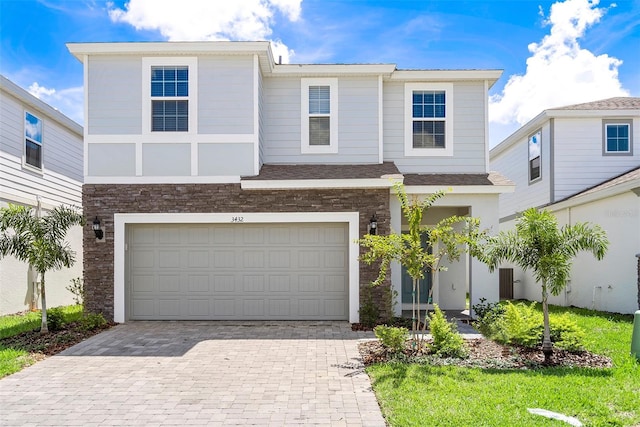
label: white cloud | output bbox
[108,0,301,63]
[28,82,84,125]
[489,0,629,127]
[28,82,56,99]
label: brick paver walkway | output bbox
[0,322,385,426]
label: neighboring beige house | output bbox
[67,41,514,323]
[0,75,84,315]
[490,97,640,314]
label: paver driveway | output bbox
[0,321,385,426]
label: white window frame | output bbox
[301,78,338,154]
[142,57,198,135]
[528,129,542,184]
[603,119,633,156]
[404,82,453,157]
[23,110,43,171]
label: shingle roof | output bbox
[244,164,514,188]
[564,166,640,200]
[403,171,514,186]
[553,97,640,111]
[243,162,401,180]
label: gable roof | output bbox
[553,97,640,111]
[490,96,640,158]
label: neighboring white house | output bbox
[67,41,514,323]
[490,97,640,314]
[0,75,84,315]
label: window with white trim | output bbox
[404,83,453,156]
[151,66,189,132]
[142,57,197,135]
[301,78,338,154]
[24,111,43,169]
[603,120,632,155]
[528,130,541,183]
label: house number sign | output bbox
[231,216,245,223]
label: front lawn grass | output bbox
[367,303,640,427]
[0,305,83,377]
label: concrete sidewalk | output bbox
[0,321,386,426]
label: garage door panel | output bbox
[157,275,181,293]
[187,250,209,268]
[269,275,291,292]
[243,275,265,292]
[132,250,155,268]
[213,275,236,292]
[187,275,210,292]
[127,223,348,320]
[159,250,180,268]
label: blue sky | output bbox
[1,0,639,146]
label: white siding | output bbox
[502,192,640,314]
[491,122,552,219]
[553,117,640,200]
[87,56,142,135]
[384,81,488,173]
[262,76,379,164]
[0,79,83,315]
[198,56,254,134]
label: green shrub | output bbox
[66,277,84,305]
[374,325,408,353]
[550,314,586,352]
[501,301,543,347]
[359,285,380,328]
[472,298,506,337]
[428,305,468,358]
[46,307,66,332]
[79,313,107,331]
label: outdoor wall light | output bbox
[369,214,378,235]
[92,217,104,240]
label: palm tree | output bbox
[0,204,84,333]
[485,208,608,363]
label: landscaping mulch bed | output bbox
[1,321,115,358]
[359,338,613,369]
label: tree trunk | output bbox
[40,272,48,334]
[541,283,552,363]
[412,277,418,342]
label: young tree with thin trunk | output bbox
[0,204,84,333]
[359,183,487,343]
[484,208,608,363]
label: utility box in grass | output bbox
[632,310,640,360]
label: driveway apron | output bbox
[0,321,385,426]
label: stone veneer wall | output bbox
[83,184,391,321]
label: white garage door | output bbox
[127,222,349,320]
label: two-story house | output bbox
[0,75,84,315]
[490,97,640,314]
[67,41,513,323]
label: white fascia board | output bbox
[113,211,361,323]
[490,111,549,158]
[404,184,515,195]
[84,176,241,184]
[391,69,503,85]
[241,176,403,190]
[547,178,640,212]
[67,41,271,60]
[272,64,396,76]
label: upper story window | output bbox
[528,130,541,183]
[24,111,43,169]
[151,66,189,132]
[301,78,338,154]
[603,120,632,155]
[405,83,453,157]
[142,57,197,135]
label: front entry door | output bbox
[401,232,432,305]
